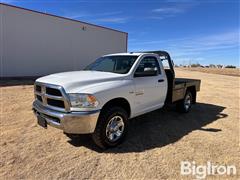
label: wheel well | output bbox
[101,98,131,117]
[187,86,196,103]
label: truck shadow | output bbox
[67,103,227,153]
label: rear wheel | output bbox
[177,90,193,113]
[92,107,128,149]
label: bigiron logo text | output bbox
[180,161,237,179]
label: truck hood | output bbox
[36,71,126,93]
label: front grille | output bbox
[46,87,62,96]
[34,83,69,111]
[36,95,42,102]
[35,85,41,92]
[47,99,65,108]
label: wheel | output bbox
[92,106,128,149]
[177,90,193,113]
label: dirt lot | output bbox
[0,69,239,179]
[179,67,240,77]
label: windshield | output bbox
[84,55,138,74]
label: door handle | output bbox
[158,79,164,83]
[135,91,144,96]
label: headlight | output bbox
[68,93,99,108]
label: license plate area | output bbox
[37,115,47,128]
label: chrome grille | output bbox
[34,82,70,112]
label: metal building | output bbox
[0,3,128,77]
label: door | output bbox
[133,56,167,115]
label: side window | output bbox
[135,56,161,74]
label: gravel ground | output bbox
[0,69,239,179]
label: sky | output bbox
[1,0,239,66]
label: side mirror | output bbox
[134,67,158,77]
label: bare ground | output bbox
[178,67,240,77]
[0,69,239,179]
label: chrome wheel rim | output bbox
[106,115,125,142]
[184,93,191,110]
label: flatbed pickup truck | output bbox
[32,51,201,148]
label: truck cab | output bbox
[32,51,201,148]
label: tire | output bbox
[176,90,193,113]
[92,106,128,149]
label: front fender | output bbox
[88,80,135,113]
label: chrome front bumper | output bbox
[32,101,100,134]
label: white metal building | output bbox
[0,3,128,77]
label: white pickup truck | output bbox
[32,51,201,148]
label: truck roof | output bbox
[104,51,171,57]
[104,52,151,56]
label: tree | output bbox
[225,65,236,68]
[209,64,216,68]
[191,63,201,67]
[216,64,223,68]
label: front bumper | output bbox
[32,101,100,134]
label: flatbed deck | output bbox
[172,78,201,103]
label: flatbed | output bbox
[172,78,201,103]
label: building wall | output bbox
[0,4,127,77]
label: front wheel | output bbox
[92,107,128,149]
[176,90,193,113]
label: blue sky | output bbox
[1,0,239,66]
